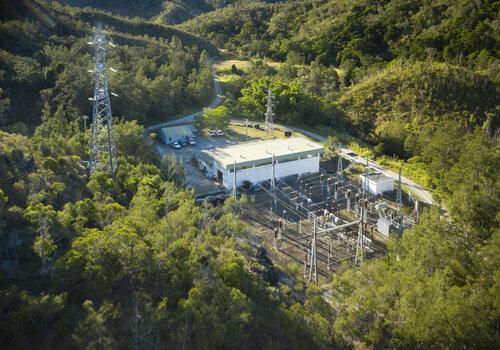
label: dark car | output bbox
[179,139,188,147]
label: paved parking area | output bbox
[155,131,244,195]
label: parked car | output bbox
[225,128,233,135]
[179,139,188,147]
[171,142,181,149]
[188,138,196,146]
[207,130,216,137]
[216,129,224,136]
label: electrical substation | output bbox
[243,148,421,284]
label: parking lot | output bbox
[155,127,248,195]
[154,123,309,195]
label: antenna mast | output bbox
[265,86,274,133]
[89,24,117,176]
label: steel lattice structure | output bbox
[264,86,274,132]
[89,24,117,176]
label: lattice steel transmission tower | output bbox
[89,24,117,176]
[264,86,274,132]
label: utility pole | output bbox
[82,115,89,133]
[245,118,248,141]
[363,156,369,197]
[355,201,365,266]
[272,154,276,210]
[396,168,402,213]
[308,219,318,283]
[233,160,237,199]
[264,86,274,134]
[89,24,117,177]
[337,142,343,178]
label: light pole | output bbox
[245,118,248,141]
[82,115,89,133]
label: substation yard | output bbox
[156,124,418,287]
[242,170,413,285]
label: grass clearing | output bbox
[214,59,252,72]
[229,123,315,142]
[217,74,242,83]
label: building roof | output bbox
[159,125,195,143]
[200,137,323,169]
[360,171,393,183]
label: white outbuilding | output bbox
[199,137,323,190]
[359,171,394,195]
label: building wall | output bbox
[220,156,320,190]
[361,178,394,195]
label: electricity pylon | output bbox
[265,86,274,133]
[89,24,117,176]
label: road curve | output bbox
[143,60,222,137]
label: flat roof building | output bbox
[199,138,323,190]
[360,171,394,195]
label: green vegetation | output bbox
[57,0,262,25]
[184,1,499,347]
[0,0,215,128]
[199,106,231,130]
[0,113,334,348]
[1,0,499,348]
[184,0,498,69]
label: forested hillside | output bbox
[0,116,333,348]
[0,1,335,348]
[0,0,215,128]
[183,0,498,67]
[0,0,499,348]
[55,0,281,24]
[183,1,499,346]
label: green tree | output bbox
[200,106,231,130]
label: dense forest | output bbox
[1,0,499,349]
[55,0,281,24]
[0,0,216,128]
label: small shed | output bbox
[359,171,394,195]
[158,125,196,144]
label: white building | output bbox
[199,138,323,190]
[359,171,394,195]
